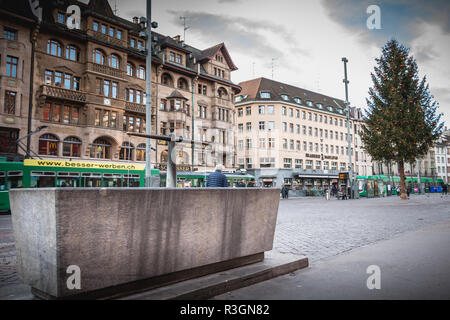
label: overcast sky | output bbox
[101,0,450,126]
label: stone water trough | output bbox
[9,188,280,299]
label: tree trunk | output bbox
[398,160,407,200]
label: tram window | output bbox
[81,172,102,187]
[57,172,80,187]
[7,171,23,189]
[103,173,122,187]
[0,172,5,190]
[30,171,55,188]
[123,174,140,187]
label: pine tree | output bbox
[361,39,444,200]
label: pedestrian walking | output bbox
[206,164,229,187]
[442,184,448,196]
[406,186,411,199]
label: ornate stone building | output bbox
[0,0,240,171]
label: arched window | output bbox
[63,136,82,157]
[92,49,106,65]
[160,150,168,163]
[177,78,189,90]
[47,39,62,57]
[161,73,173,87]
[90,138,112,159]
[109,54,120,69]
[137,65,145,79]
[217,87,228,98]
[136,143,146,161]
[127,62,135,77]
[39,134,59,155]
[119,142,134,161]
[65,45,80,61]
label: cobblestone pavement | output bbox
[270,194,450,264]
[1,194,450,294]
[0,215,17,289]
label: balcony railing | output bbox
[40,85,87,103]
[212,96,231,107]
[88,63,125,79]
[125,102,146,114]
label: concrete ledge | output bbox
[120,252,309,300]
[10,187,281,298]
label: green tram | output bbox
[357,175,445,197]
[0,158,159,212]
[160,171,256,188]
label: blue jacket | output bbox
[206,170,228,187]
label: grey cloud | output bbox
[166,10,303,61]
[321,0,450,42]
[413,45,440,63]
[217,0,240,3]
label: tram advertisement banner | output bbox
[24,159,145,171]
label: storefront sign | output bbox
[305,153,321,159]
[24,159,145,170]
[324,155,338,160]
[157,163,191,172]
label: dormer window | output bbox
[260,92,271,99]
[306,100,313,107]
[327,106,333,111]
[281,94,289,101]
[316,103,324,109]
[293,97,302,104]
[234,95,248,102]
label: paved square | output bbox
[1,194,450,297]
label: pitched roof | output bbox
[167,90,188,100]
[197,43,238,71]
[237,77,347,116]
[88,0,114,17]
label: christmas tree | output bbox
[361,39,444,200]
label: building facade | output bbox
[0,0,240,174]
[234,77,372,193]
[0,2,36,159]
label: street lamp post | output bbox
[342,57,354,199]
[140,0,158,187]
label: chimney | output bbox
[132,16,139,24]
[173,35,181,42]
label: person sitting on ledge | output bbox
[206,164,229,188]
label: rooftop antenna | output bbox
[271,58,277,79]
[113,0,118,15]
[180,16,190,43]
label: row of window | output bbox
[237,138,353,155]
[93,21,123,40]
[237,106,350,126]
[126,63,146,79]
[237,121,352,140]
[255,92,345,114]
[169,51,183,64]
[38,134,147,161]
[45,70,80,91]
[42,103,80,125]
[238,158,347,171]
[46,39,146,79]
[214,67,225,79]
[47,40,80,61]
